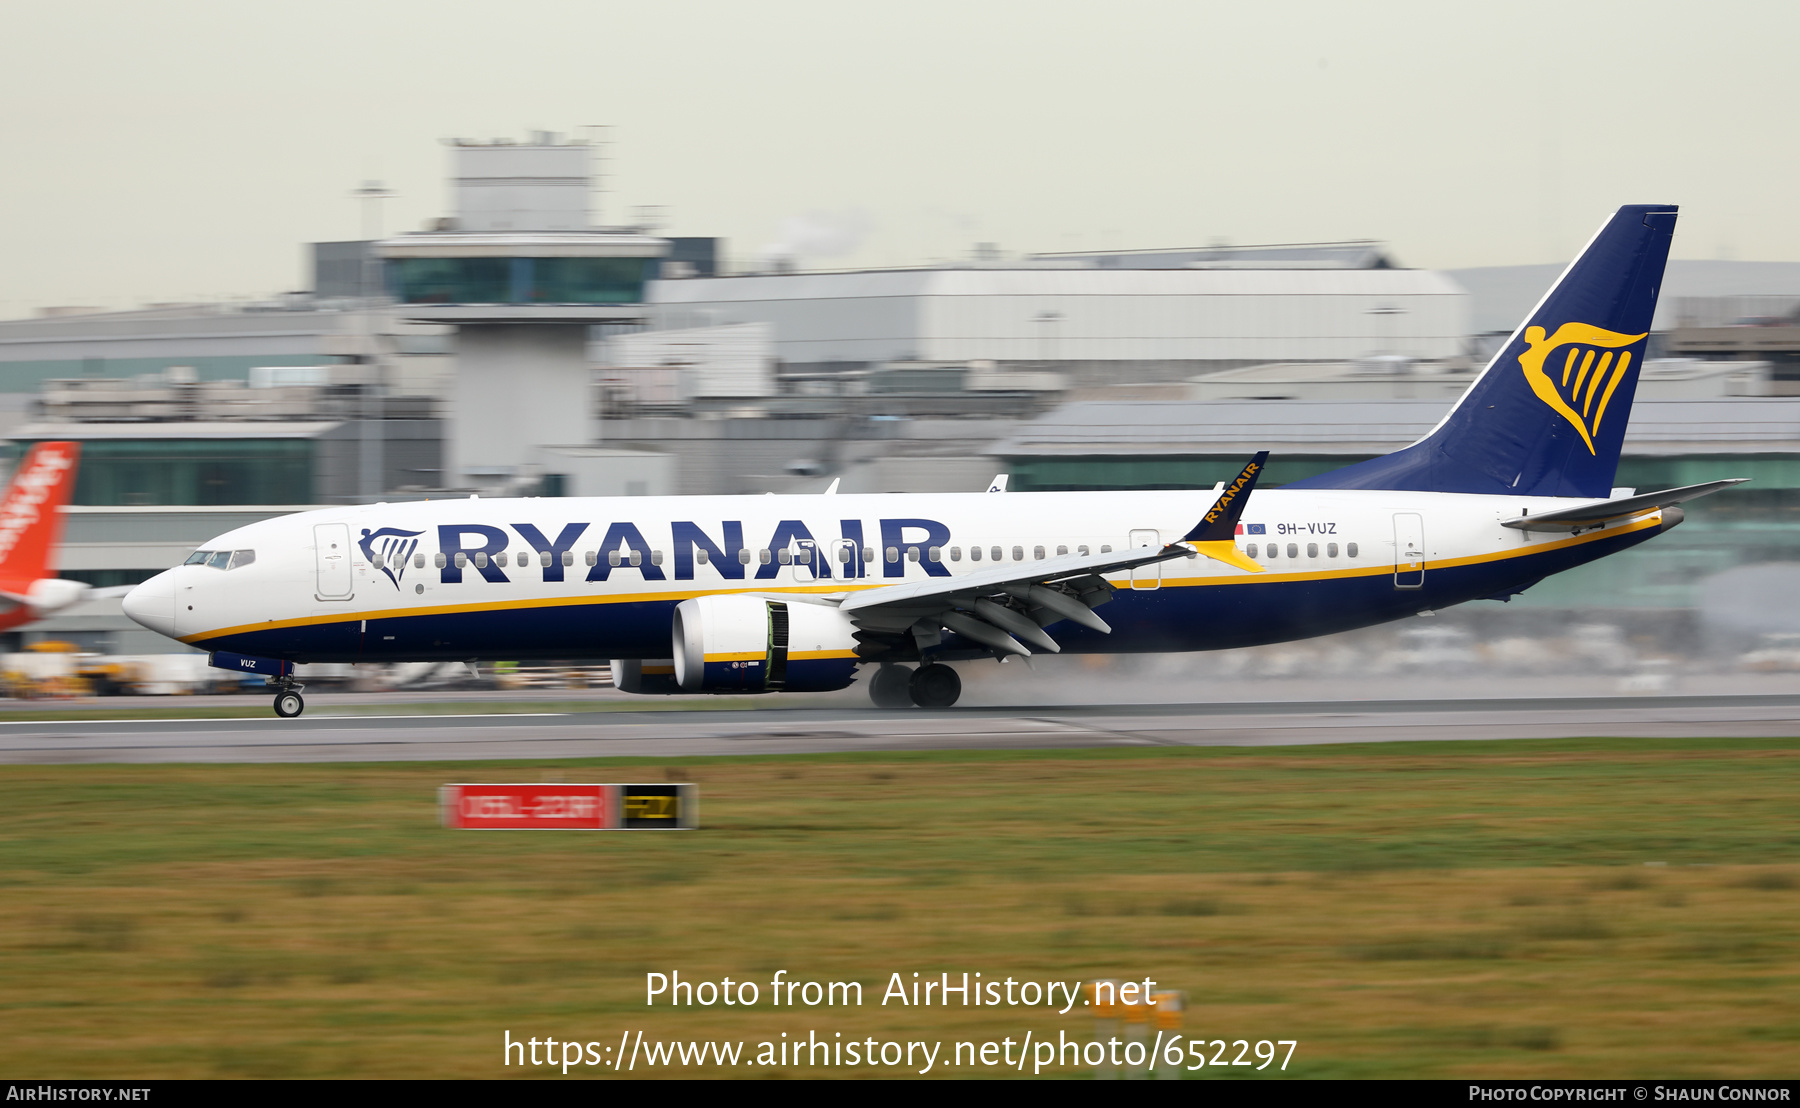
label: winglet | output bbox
[1181,451,1268,573]
[1184,451,1267,543]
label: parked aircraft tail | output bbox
[0,442,81,595]
[1290,204,1678,499]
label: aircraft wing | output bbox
[836,452,1268,658]
[1500,478,1747,533]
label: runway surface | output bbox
[1,693,1798,763]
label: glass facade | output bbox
[19,439,314,506]
[387,257,653,305]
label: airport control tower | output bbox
[377,133,667,490]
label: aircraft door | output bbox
[1393,513,1425,589]
[1129,528,1162,590]
[831,539,863,580]
[314,523,354,600]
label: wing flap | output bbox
[839,451,1270,658]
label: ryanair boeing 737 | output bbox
[122,205,1742,717]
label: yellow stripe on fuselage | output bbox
[181,514,1662,644]
[703,650,765,663]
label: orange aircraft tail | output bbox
[0,442,80,594]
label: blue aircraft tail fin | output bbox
[1289,204,1678,499]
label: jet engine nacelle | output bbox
[24,578,88,617]
[609,658,683,695]
[672,594,858,694]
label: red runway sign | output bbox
[440,783,695,830]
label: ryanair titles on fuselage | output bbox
[360,517,959,590]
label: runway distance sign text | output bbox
[440,783,696,830]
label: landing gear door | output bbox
[1393,513,1425,589]
[1129,528,1161,590]
[314,523,354,600]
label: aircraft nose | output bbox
[121,570,177,639]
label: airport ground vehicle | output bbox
[122,206,1741,716]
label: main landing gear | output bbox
[270,679,306,718]
[867,663,962,709]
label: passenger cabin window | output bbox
[648,551,661,566]
[496,552,509,567]
[435,553,447,568]
[473,552,488,568]
[1347,542,1359,558]
[1057,545,1068,556]
[886,547,899,563]
[608,550,622,567]
[907,547,919,562]
[971,546,982,562]
[1307,543,1318,558]
[414,553,426,569]
[1033,545,1045,560]
[862,546,875,563]
[1078,545,1090,556]
[738,549,753,565]
[949,546,962,561]
[758,549,772,565]
[696,549,710,565]
[1327,543,1339,558]
[928,546,942,562]
[777,549,792,565]
[1100,545,1112,554]
[1246,543,1258,558]
[991,546,1002,561]
[1287,543,1298,558]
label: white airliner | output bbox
[122,205,1741,717]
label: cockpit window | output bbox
[228,549,256,570]
[206,551,232,569]
[184,550,211,566]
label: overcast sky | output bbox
[2,0,1795,317]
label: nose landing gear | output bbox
[270,679,307,718]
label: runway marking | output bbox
[1020,715,1177,746]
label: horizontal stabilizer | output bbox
[1501,479,1747,532]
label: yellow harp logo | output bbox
[1518,323,1647,454]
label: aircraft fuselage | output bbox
[122,487,1669,665]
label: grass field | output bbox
[2,737,1797,1078]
